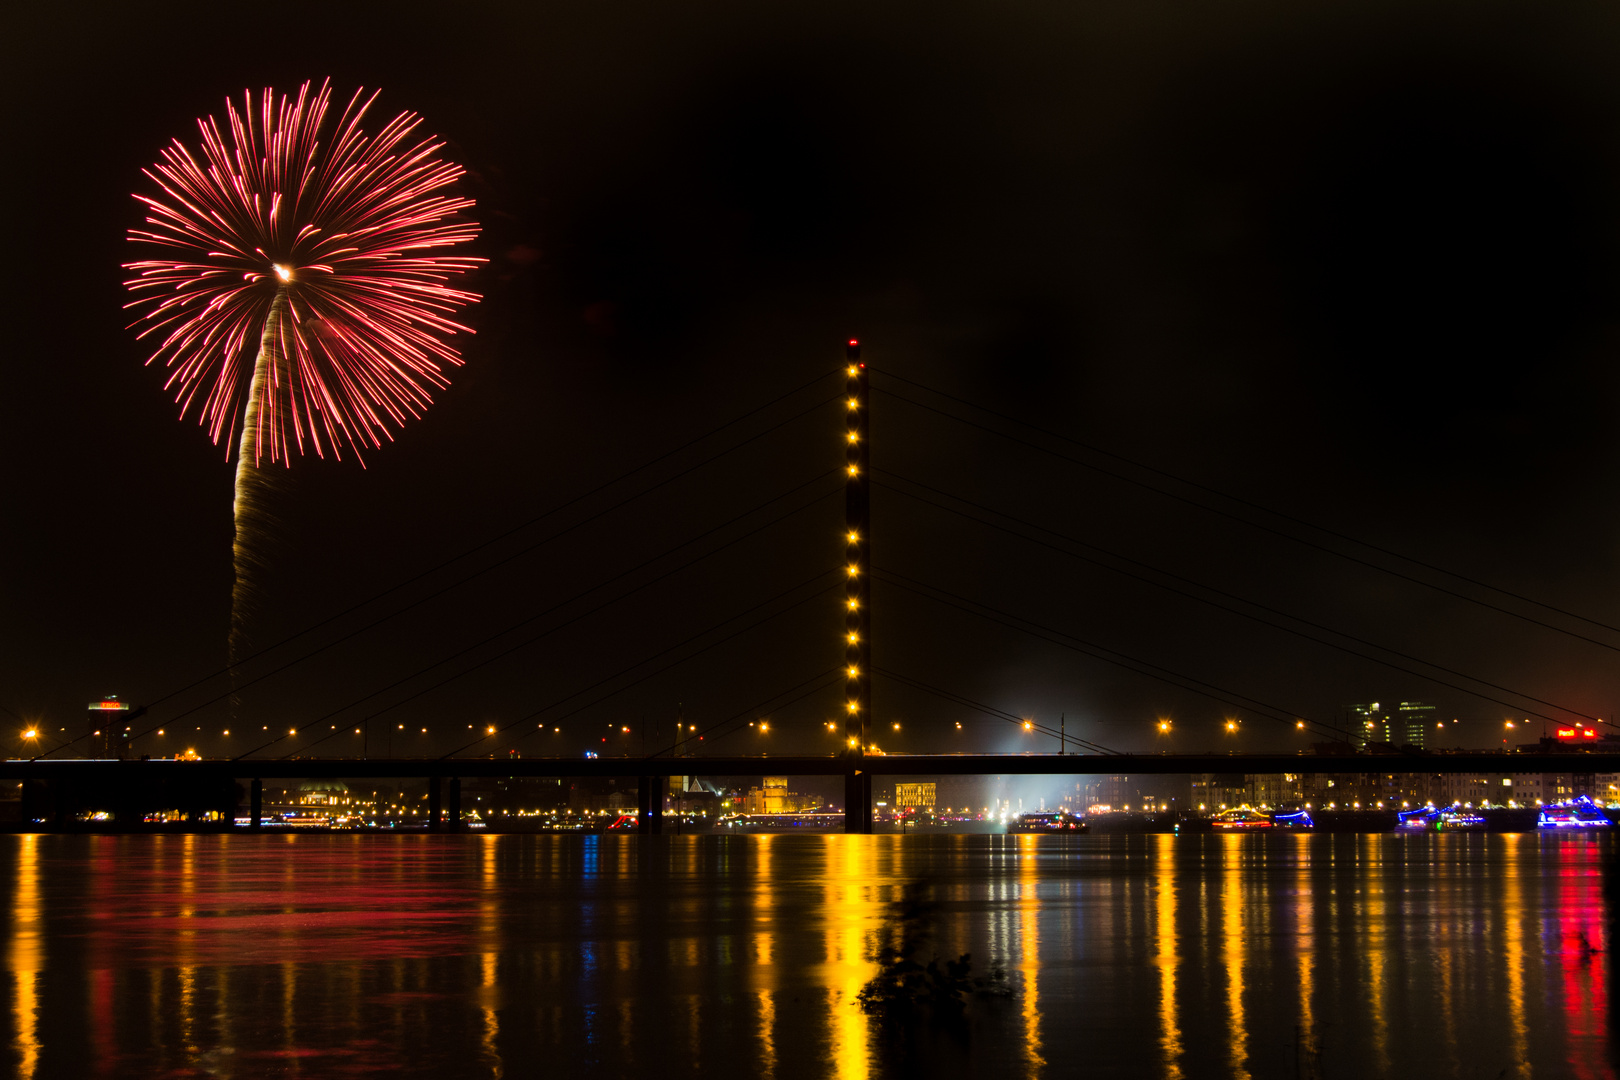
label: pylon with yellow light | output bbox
[843,339,872,833]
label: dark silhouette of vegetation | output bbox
[857,882,1010,1026]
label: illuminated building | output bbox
[743,776,817,814]
[1597,772,1620,802]
[298,779,351,808]
[1189,773,1246,809]
[1389,702,1434,748]
[1440,772,1552,805]
[1246,773,1305,807]
[1081,774,1191,811]
[894,782,936,810]
[86,696,132,759]
[1348,701,1434,749]
[1293,769,1420,808]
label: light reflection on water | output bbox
[1,831,1613,1078]
[1222,834,1249,1080]
[9,834,40,1079]
[1153,837,1182,1079]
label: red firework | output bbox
[124,80,483,464]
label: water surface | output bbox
[3,832,1612,1078]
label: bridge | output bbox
[21,346,1620,833]
[3,749,1608,832]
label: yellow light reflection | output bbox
[1221,834,1250,1080]
[480,940,502,1067]
[1018,834,1045,1075]
[179,834,197,1059]
[750,835,780,1075]
[1437,931,1458,1071]
[1294,834,1316,1069]
[477,836,504,1072]
[281,960,298,1056]
[1501,833,1529,1075]
[1152,834,1183,1078]
[1361,834,1389,1075]
[10,835,41,1080]
[756,990,777,1080]
[822,836,874,1080]
[685,993,702,1067]
[617,996,634,1053]
[755,834,776,969]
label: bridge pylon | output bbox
[843,340,872,834]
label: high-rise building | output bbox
[87,695,132,759]
[1349,702,1385,746]
[1389,702,1435,749]
[1349,700,1435,749]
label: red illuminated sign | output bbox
[88,701,129,712]
[1555,727,1599,739]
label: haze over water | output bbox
[2,832,1610,1078]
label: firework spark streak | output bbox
[124,80,483,662]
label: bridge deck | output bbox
[1,751,1612,781]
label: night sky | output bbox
[8,2,1620,761]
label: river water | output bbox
[2,831,1613,1079]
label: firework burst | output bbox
[124,79,483,660]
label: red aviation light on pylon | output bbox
[846,339,861,361]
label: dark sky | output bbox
[7,1,1620,762]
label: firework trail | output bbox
[124,80,483,664]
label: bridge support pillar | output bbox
[844,769,871,834]
[448,777,462,831]
[429,775,442,832]
[250,779,262,830]
[637,776,664,833]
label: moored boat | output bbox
[1210,808,1273,831]
[1538,795,1613,830]
[1007,811,1088,833]
[1436,806,1487,830]
[1397,806,1439,831]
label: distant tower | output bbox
[87,695,132,759]
[1348,702,1386,748]
[843,340,872,832]
[1392,702,1434,749]
[1349,701,1434,749]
